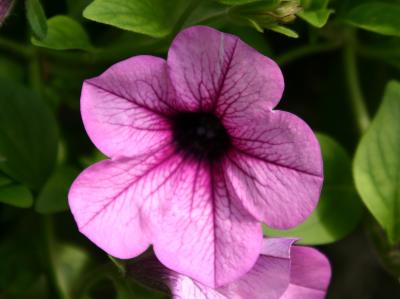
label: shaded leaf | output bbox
[0,79,58,190]
[25,0,47,40]
[353,80,400,244]
[264,133,363,245]
[343,2,400,37]
[0,183,33,208]
[0,228,43,297]
[32,15,93,50]
[36,166,79,214]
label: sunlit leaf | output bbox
[32,15,93,50]
[269,24,299,38]
[354,80,400,244]
[298,0,333,28]
[83,0,188,38]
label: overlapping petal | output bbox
[218,238,295,299]
[224,110,323,229]
[167,26,284,121]
[280,247,331,299]
[127,238,331,299]
[68,147,179,259]
[81,55,176,158]
[152,162,262,288]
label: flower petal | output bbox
[127,239,329,299]
[224,110,323,229]
[167,26,284,118]
[171,275,228,299]
[152,162,263,288]
[128,254,228,299]
[81,55,176,158]
[280,247,331,299]
[68,147,179,259]
[219,238,295,299]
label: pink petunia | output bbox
[69,26,323,288]
[128,238,331,299]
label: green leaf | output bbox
[0,183,33,208]
[343,2,400,37]
[0,56,24,82]
[264,133,363,245]
[57,243,90,297]
[25,0,48,40]
[0,79,58,190]
[300,0,329,10]
[36,166,79,214]
[83,0,188,38]
[218,0,264,4]
[184,0,229,27]
[269,24,299,38]
[31,15,93,50]
[0,227,43,297]
[353,80,400,244]
[298,9,333,28]
[298,0,333,28]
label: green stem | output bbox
[342,35,370,134]
[43,216,70,299]
[0,36,33,58]
[276,41,341,65]
[28,52,42,93]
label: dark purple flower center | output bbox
[171,112,231,161]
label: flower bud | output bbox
[230,0,302,31]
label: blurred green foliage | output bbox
[0,0,400,298]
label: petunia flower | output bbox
[128,238,331,299]
[69,25,323,288]
[0,0,14,26]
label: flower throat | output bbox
[171,112,232,162]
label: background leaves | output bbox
[0,79,58,190]
[0,0,400,298]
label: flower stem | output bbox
[43,216,70,299]
[0,36,33,58]
[28,52,42,94]
[342,34,370,134]
[276,41,341,65]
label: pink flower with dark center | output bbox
[129,238,331,299]
[69,26,323,288]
